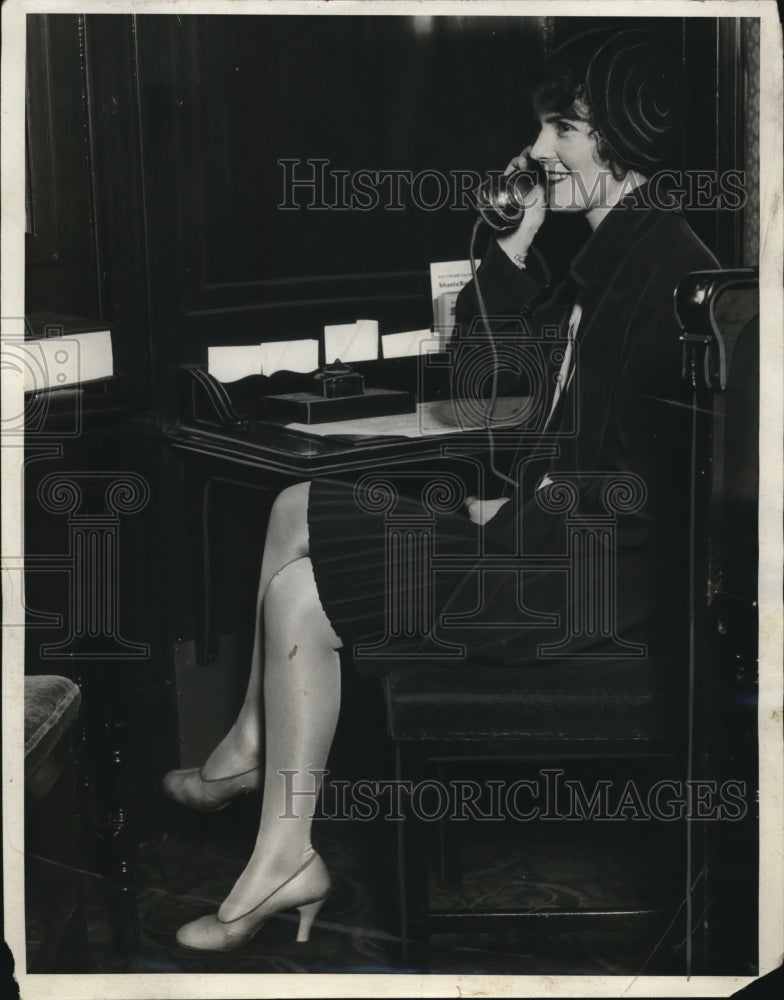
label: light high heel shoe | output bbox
[162,765,261,812]
[176,854,331,952]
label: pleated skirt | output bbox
[307,474,571,678]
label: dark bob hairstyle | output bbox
[531,28,688,179]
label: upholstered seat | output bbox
[24,675,81,784]
[384,655,685,969]
[384,659,678,744]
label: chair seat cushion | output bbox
[24,675,81,781]
[383,658,682,743]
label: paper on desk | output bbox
[381,329,442,359]
[285,397,531,438]
[286,401,463,438]
[208,345,264,383]
[260,339,319,375]
[208,340,319,381]
[324,319,378,364]
[23,330,113,391]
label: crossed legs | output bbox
[166,482,344,945]
[199,480,322,781]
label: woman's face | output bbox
[529,109,620,219]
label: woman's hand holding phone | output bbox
[496,147,547,269]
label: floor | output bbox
[23,682,758,981]
[27,779,691,977]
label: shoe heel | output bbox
[295,896,326,943]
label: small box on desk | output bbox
[265,387,416,424]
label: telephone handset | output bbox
[469,158,548,487]
[474,160,547,231]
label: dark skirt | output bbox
[307,474,663,679]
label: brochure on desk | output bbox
[430,259,479,338]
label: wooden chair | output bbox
[383,267,759,973]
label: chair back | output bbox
[675,266,759,973]
[676,268,759,730]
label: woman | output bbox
[164,28,718,951]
